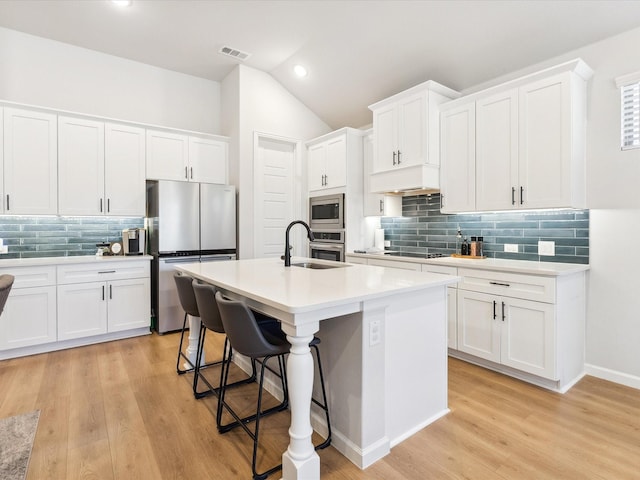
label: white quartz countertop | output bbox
[346,252,589,276]
[0,254,153,268]
[174,257,459,314]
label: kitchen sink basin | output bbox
[291,262,349,270]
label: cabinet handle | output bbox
[102,285,105,301]
[107,198,110,213]
[190,167,193,179]
[502,301,506,321]
[520,186,524,205]
[324,174,328,186]
[99,270,116,274]
[397,150,401,164]
[490,281,510,287]
[493,300,497,320]
[392,151,397,165]
[109,284,112,300]
[100,198,103,213]
[440,194,444,208]
[6,194,9,211]
[185,166,188,179]
[512,187,516,205]
[380,199,384,213]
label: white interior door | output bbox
[254,134,300,259]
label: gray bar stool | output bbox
[174,272,222,384]
[191,280,258,399]
[215,291,331,480]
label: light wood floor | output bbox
[1,332,639,480]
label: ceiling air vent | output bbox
[219,46,251,61]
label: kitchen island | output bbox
[176,257,458,480]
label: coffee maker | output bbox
[122,228,146,255]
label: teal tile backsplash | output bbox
[0,216,144,258]
[380,194,589,264]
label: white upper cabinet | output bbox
[306,128,363,194]
[188,136,228,184]
[440,102,476,214]
[105,123,146,216]
[3,107,58,215]
[146,129,189,181]
[58,117,145,216]
[369,81,459,193]
[58,116,105,215]
[307,131,348,192]
[475,89,518,211]
[440,59,592,213]
[146,129,228,184]
[363,130,402,216]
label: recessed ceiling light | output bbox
[111,0,132,7]
[294,65,308,77]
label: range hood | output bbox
[369,162,440,194]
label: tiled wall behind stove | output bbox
[0,216,144,259]
[380,194,589,264]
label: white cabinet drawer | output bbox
[367,258,421,271]
[0,266,56,288]
[57,261,149,284]
[457,267,555,303]
[421,264,457,276]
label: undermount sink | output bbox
[291,262,349,270]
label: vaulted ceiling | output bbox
[1,0,640,128]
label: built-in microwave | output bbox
[309,194,344,230]
[309,242,345,262]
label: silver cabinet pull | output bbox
[392,151,397,165]
[380,199,384,213]
[397,150,401,164]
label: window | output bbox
[616,72,640,150]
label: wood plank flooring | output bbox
[1,332,639,479]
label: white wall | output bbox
[0,27,221,133]
[222,64,331,259]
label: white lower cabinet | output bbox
[457,289,555,379]
[57,260,150,341]
[0,265,57,351]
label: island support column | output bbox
[281,321,321,480]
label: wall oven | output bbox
[309,229,345,262]
[309,193,344,230]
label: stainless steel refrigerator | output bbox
[147,180,237,333]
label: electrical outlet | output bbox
[504,244,518,253]
[538,240,555,256]
[369,319,381,347]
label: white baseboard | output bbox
[585,364,640,390]
[389,408,450,448]
[330,430,390,469]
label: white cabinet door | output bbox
[397,91,426,168]
[0,107,3,213]
[440,102,476,213]
[372,103,397,173]
[146,129,189,181]
[457,290,500,363]
[189,136,227,184]
[501,297,556,379]
[3,107,58,214]
[476,89,519,211]
[107,278,150,332]
[0,286,57,350]
[57,282,108,341]
[519,73,572,209]
[324,135,347,189]
[105,123,146,216]
[58,116,105,216]
[307,142,326,191]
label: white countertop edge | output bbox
[346,252,589,276]
[176,257,459,315]
[0,254,153,268]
